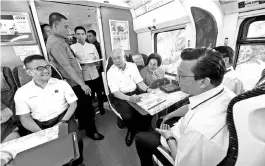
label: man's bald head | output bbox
[111,48,126,69]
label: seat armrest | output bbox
[156,145,174,165]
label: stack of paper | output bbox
[137,93,166,110]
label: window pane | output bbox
[157,29,186,75]
[247,21,265,38]
[236,45,265,90]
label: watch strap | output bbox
[166,136,176,142]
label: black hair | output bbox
[213,46,234,64]
[41,24,50,32]
[180,48,226,87]
[23,55,45,67]
[49,12,67,27]
[87,30,96,36]
[147,53,162,67]
[74,26,86,34]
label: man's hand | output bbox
[156,124,173,139]
[128,94,141,103]
[160,114,171,128]
[81,84,91,95]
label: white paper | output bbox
[0,126,59,157]
[79,58,103,64]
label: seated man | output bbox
[214,46,244,95]
[1,103,20,143]
[14,55,84,166]
[135,48,236,166]
[107,48,153,146]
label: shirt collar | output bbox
[189,85,224,109]
[76,42,87,46]
[29,78,55,88]
[225,66,236,79]
[52,33,66,41]
[226,66,234,73]
[112,61,128,71]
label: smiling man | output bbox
[135,48,236,166]
[14,55,84,166]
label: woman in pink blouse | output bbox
[140,53,165,86]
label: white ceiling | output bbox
[35,1,98,34]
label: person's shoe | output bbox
[125,130,135,146]
[116,118,125,130]
[100,108,105,115]
[87,132,104,140]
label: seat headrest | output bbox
[14,66,32,87]
[130,54,145,67]
[0,71,10,91]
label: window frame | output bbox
[153,26,186,53]
[234,15,265,68]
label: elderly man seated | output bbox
[135,48,236,166]
[14,55,85,166]
[107,48,153,146]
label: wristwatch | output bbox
[166,136,176,142]
[60,120,68,123]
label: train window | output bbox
[247,21,265,38]
[235,16,265,90]
[154,29,186,75]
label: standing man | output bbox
[14,55,84,165]
[87,30,102,63]
[41,24,52,44]
[46,12,104,140]
[71,26,105,115]
[86,30,106,100]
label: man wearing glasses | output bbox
[14,55,85,166]
[135,48,235,166]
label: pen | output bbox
[147,99,166,110]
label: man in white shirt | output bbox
[14,55,85,166]
[107,48,153,146]
[135,48,235,166]
[71,26,105,115]
[214,46,244,95]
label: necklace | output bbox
[181,88,224,133]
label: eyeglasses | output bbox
[176,74,195,80]
[27,65,51,72]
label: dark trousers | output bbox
[135,131,173,166]
[34,112,83,166]
[111,91,152,132]
[72,85,97,134]
[91,73,106,99]
[85,77,104,111]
